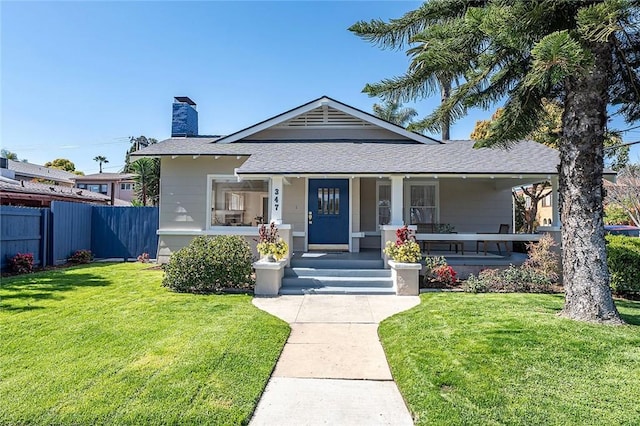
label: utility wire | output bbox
[618,124,640,133]
[604,139,640,150]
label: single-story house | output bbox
[133,96,579,267]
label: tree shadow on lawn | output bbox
[0,270,111,313]
[616,299,640,326]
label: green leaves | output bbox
[525,30,592,90]
[578,0,629,43]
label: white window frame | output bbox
[120,183,132,191]
[206,174,269,230]
[376,180,391,227]
[403,180,439,225]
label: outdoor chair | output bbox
[477,224,510,255]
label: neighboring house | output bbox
[0,176,112,206]
[73,173,136,204]
[538,193,553,226]
[0,157,114,206]
[134,95,588,264]
[0,157,77,186]
[512,185,555,230]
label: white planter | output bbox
[388,260,422,296]
[253,259,286,296]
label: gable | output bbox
[214,96,441,145]
[277,106,374,128]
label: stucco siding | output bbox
[159,156,247,230]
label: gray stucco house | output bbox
[134,96,563,265]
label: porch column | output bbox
[390,176,404,225]
[551,176,560,227]
[270,176,283,225]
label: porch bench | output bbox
[415,223,464,255]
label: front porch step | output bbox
[280,268,394,295]
[285,268,391,278]
[279,285,396,295]
[289,257,384,270]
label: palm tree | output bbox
[372,99,418,127]
[93,155,108,173]
[351,1,640,324]
[130,158,160,206]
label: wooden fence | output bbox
[0,206,48,269]
[0,201,158,270]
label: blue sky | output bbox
[2,1,639,174]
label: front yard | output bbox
[0,263,289,425]
[380,293,640,425]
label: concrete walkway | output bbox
[250,295,420,426]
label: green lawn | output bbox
[380,293,640,425]
[0,263,289,425]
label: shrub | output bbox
[522,233,559,283]
[463,234,559,294]
[9,252,34,274]
[434,265,457,285]
[384,225,422,263]
[423,256,458,286]
[606,235,640,296]
[463,266,554,293]
[424,255,447,273]
[463,273,489,293]
[163,235,253,293]
[69,249,92,264]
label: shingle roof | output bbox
[0,179,111,203]
[8,159,78,183]
[74,172,136,181]
[132,138,568,175]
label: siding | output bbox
[283,177,306,252]
[360,178,379,249]
[159,156,247,230]
[439,179,512,232]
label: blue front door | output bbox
[308,179,349,249]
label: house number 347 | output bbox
[274,188,279,211]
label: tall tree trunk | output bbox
[559,40,623,324]
[440,78,451,141]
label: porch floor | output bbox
[290,249,527,267]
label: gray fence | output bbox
[1,201,159,270]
